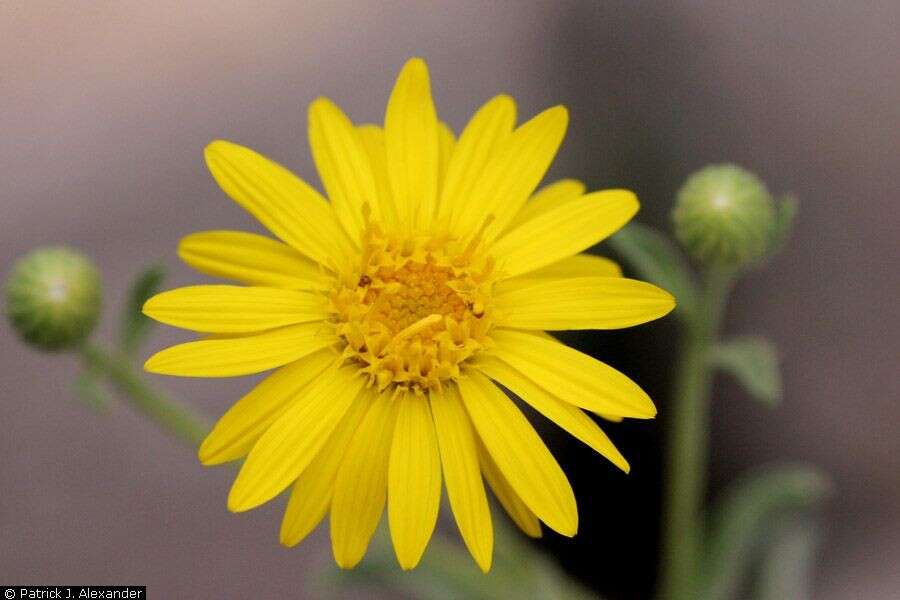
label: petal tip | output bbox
[197,439,220,466]
[279,529,300,548]
[493,93,516,109]
[226,475,260,513]
[333,552,363,570]
[396,58,432,90]
[398,561,418,571]
[308,96,337,117]
[141,294,162,319]
[204,139,232,158]
[402,56,429,73]
[474,550,493,573]
[142,353,163,374]
[226,489,253,513]
[549,104,569,123]
[662,298,677,318]
[626,191,641,216]
[482,94,517,125]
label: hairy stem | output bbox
[80,343,209,447]
[658,268,733,600]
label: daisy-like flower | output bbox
[143,58,674,572]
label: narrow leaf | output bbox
[119,265,166,355]
[754,516,819,600]
[607,222,697,319]
[712,336,782,406]
[701,464,830,600]
[333,518,596,600]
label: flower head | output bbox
[143,58,674,571]
[6,247,102,351]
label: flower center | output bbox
[331,223,496,393]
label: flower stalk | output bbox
[79,342,209,448]
[659,267,733,600]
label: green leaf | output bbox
[607,222,698,320]
[333,524,498,600]
[711,336,783,406]
[119,265,166,356]
[754,516,819,600]
[331,513,597,600]
[700,464,830,600]
[766,194,799,259]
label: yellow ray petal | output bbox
[518,253,622,280]
[388,393,442,570]
[457,105,569,242]
[430,386,493,572]
[178,230,330,290]
[492,189,639,278]
[144,321,336,377]
[309,98,382,238]
[227,364,366,512]
[437,122,455,199]
[198,348,335,465]
[438,95,516,229]
[331,390,398,568]
[143,285,330,333]
[384,57,439,230]
[496,254,622,294]
[475,356,629,473]
[506,178,585,233]
[357,124,398,226]
[493,276,675,331]
[489,329,656,419]
[478,442,541,538]
[457,372,577,537]
[280,388,372,547]
[204,140,353,268]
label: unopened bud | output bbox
[672,164,775,268]
[5,247,102,351]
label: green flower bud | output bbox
[672,164,775,268]
[5,247,102,351]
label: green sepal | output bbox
[765,194,799,259]
[711,336,783,406]
[700,464,830,600]
[119,264,166,356]
[607,223,698,321]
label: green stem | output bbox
[80,343,209,448]
[658,268,733,600]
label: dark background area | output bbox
[2,2,898,598]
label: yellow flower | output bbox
[143,58,674,572]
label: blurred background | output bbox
[1,1,898,598]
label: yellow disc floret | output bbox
[331,222,496,393]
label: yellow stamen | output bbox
[331,222,496,392]
[391,314,442,344]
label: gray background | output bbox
[1,1,898,598]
